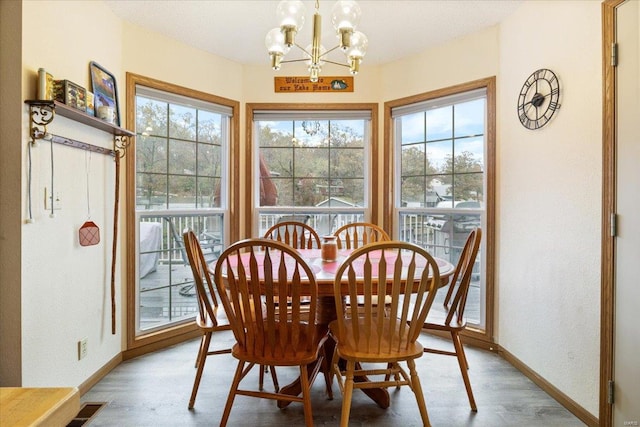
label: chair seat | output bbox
[423,317,466,332]
[329,319,424,362]
[231,342,324,367]
[195,313,232,331]
[231,323,327,366]
[423,309,467,332]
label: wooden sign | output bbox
[274,76,354,93]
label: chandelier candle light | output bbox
[265,0,368,82]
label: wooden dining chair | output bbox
[422,227,482,412]
[182,231,278,409]
[213,238,329,427]
[334,222,392,311]
[263,221,321,249]
[263,220,320,320]
[329,241,441,427]
[332,222,390,249]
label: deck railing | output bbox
[140,214,223,264]
[137,212,482,331]
[258,212,365,238]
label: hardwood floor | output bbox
[81,331,586,426]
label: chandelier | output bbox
[265,0,368,82]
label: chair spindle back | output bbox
[214,238,319,360]
[442,227,482,326]
[333,222,390,250]
[333,241,440,354]
[263,221,321,249]
[183,230,221,327]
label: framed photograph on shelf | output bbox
[89,61,120,126]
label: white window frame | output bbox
[251,107,374,237]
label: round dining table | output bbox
[282,248,454,327]
[218,247,455,409]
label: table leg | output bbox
[277,296,390,409]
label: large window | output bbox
[248,105,377,237]
[126,74,238,347]
[387,78,495,339]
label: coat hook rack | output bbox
[25,99,133,335]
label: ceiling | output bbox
[104,0,522,67]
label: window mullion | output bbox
[254,110,370,236]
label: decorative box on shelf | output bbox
[53,79,87,113]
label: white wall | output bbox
[20,0,125,386]
[497,1,601,416]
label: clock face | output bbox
[517,68,560,130]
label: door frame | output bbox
[600,1,624,426]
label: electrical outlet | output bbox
[44,187,62,211]
[78,338,88,360]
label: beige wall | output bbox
[376,3,602,415]
[122,23,244,102]
[379,25,500,100]
[497,1,601,416]
[242,63,381,103]
[18,0,125,386]
[8,0,601,418]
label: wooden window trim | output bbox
[245,103,379,239]
[124,73,240,350]
[383,77,496,344]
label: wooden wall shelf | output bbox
[25,99,133,157]
[25,100,134,137]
